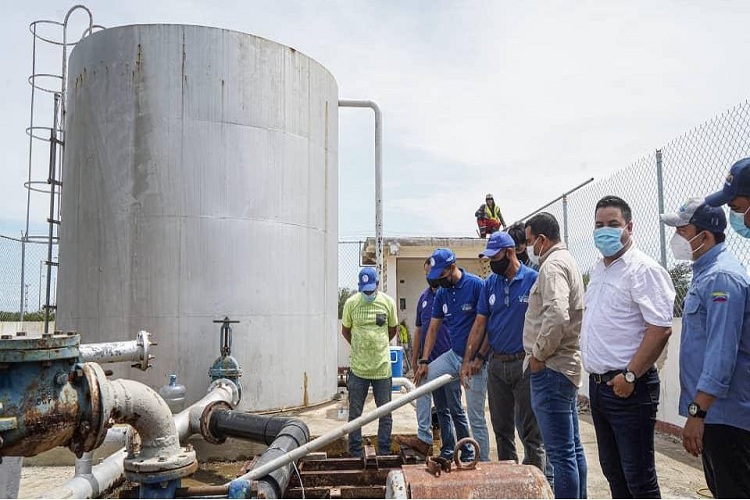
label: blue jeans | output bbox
[417,349,490,461]
[590,368,660,498]
[416,378,471,459]
[531,367,587,499]
[347,371,392,456]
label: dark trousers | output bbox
[347,371,392,456]
[487,357,550,477]
[589,368,660,499]
[702,423,750,498]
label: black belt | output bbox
[590,370,621,384]
[492,351,526,362]
[590,366,657,384]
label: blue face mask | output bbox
[362,291,377,303]
[729,210,750,238]
[593,226,625,257]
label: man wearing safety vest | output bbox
[475,193,507,238]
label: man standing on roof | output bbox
[341,268,399,457]
[397,248,490,462]
[661,198,750,498]
[476,193,507,238]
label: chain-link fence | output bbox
[533,100,750,316]
[0,235,56,318]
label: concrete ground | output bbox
[18,388,709,499]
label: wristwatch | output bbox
[623,369,637,384]
[688,401,707,418]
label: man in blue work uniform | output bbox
[398,259,471,460]
[661,198,750,498]
[407,248,490,461]
[705,157,750,238]
[461,231,549,475]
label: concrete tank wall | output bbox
[58,24,339,411]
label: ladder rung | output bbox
[47,218,61,225]
[45,261,59,267]
[47,179,62,186]
[43,304,57,310]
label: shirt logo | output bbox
[489,293,496,306]
[518,294,529,303]
[422,300,428,309]
[461,303,473,312]
[442,304,448,314]
[712,291,728,303]
[430,257,436,266]
[362,275,369,283]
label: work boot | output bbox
[394,435,432,457]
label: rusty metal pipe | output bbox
[79,331,153,371]
[229,374,454,491]
[175,485,230,497]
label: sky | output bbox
[2,1,750,241]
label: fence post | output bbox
[562,194,569,247]
[656,149,668,269]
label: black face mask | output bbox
[437,275,453,288]
[517,250,529,265]
[426,277,440,290]
[490,256,510,276]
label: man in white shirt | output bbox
[582,195,676,499]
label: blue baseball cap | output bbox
[660,197,726,232]
[427,248,456,280]
[479,231,515,258]
[705,157,750,207]
[358,267,378,292]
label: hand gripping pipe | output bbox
[200,403,309,498]
[226,374,454,499]
[41,380,239,499]
[338,99,384,286]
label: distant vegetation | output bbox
[0,311,55,322]
[338,287,356,319]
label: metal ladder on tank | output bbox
[20,6,103,332]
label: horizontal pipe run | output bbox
[230,374,454,486]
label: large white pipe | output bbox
[231,374,454,485]
[40,380,239,499]
[338,99,384,286]
[78,331,152,370]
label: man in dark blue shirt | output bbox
[462,231,548,481]
[403,258,471,460]
[407,248,490,461]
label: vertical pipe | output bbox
[562,194,569,247]
[338,100,384,287]
[656,149,667,269]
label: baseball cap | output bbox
[358,267,378,292]
[660,197,727,232]
[705,157,750,207]
[479,231,515,258]
[427,248,456,280]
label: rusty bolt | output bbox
[67,330,77,336]
[55,372,69,385]
[42,333,52,339]
[15,331,26,337]
[0,335,11,340]
[158,456,167,462]
[54,330,63,335]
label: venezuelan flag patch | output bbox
[712,291,728,303]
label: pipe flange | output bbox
[124,446,198,482]
[200,400,233,444]
[207,378,241,406]
[69,362,111,456]
[133,330,152,371]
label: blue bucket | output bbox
[390,346,404,390]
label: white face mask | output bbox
[526,238,541,266]
[669,232,703,261]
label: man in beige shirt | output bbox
[523,212,587,498]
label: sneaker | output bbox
[394,435,432,457]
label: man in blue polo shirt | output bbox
[401,258,471,460]
[402,248,490,461]
[461,231,548,475]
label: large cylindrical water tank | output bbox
[57,25,339,411]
